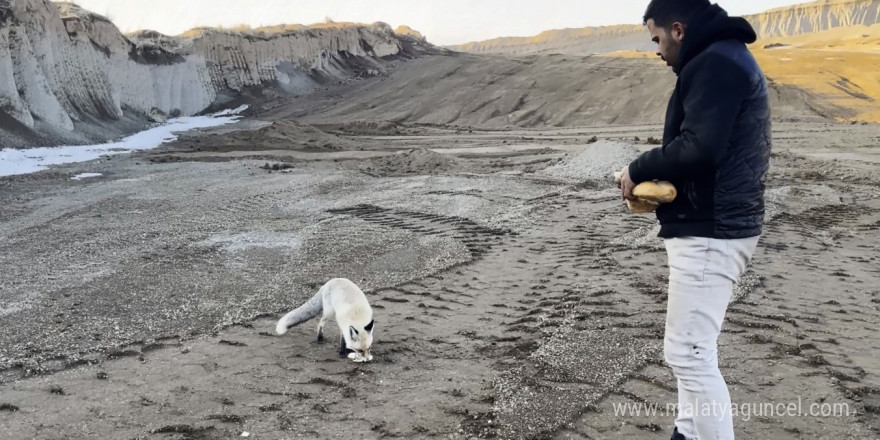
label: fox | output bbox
[275,278,374,362]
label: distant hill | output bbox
[449,0,880,55]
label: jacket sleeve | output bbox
[629,53,751,183]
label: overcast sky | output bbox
[67,0,806,45]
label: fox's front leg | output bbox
[338,336,351,358]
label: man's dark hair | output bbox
[643,0,711,28]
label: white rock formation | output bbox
[752,0,880,38]
[0,1,417,146]
[0,0,216,142]
[180,23,402,92]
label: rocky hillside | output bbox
[752,0,880,38]
[450,0,880,55]
[249,52,837,129]
[450,25,651,55]
[0,0,431,147]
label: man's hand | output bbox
[617,166,636,200]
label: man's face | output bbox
[646,18,685,68]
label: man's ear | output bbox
[671,22,686,42]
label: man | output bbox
[617,1,771,439]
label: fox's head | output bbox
[347,320,374,359]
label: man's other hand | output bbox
[618,166,636,200]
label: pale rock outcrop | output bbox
[1,1,420,146]
[9,24,72,130]
[57,3,216,118]
[0,25,33,128]
[752,0,880,38]
[395,25,426,42]
[0,0,216,145]
[179,23,402,92]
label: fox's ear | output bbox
[349,326,359,340]
[364,320,374,332]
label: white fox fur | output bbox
[275,278,374,362]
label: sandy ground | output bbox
[1,110,879,440]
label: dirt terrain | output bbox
[1,113,879,439]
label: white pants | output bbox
[664,236,760,440]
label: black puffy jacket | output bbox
[628,5,771,239]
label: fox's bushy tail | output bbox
[275,285,326,335]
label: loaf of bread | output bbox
[614,172,677,213]
[626,198,660,213]
[633,181,677,203]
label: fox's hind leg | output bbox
[315,317,326,344]
[315,321,324,344]
[316,305,334,344]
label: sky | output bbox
[67,0,806,46]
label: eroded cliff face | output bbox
[0,0,216,145]
[449,0,880,55]
[178,23,405,93]
[752,0,880,38]
[0,1,423,146]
